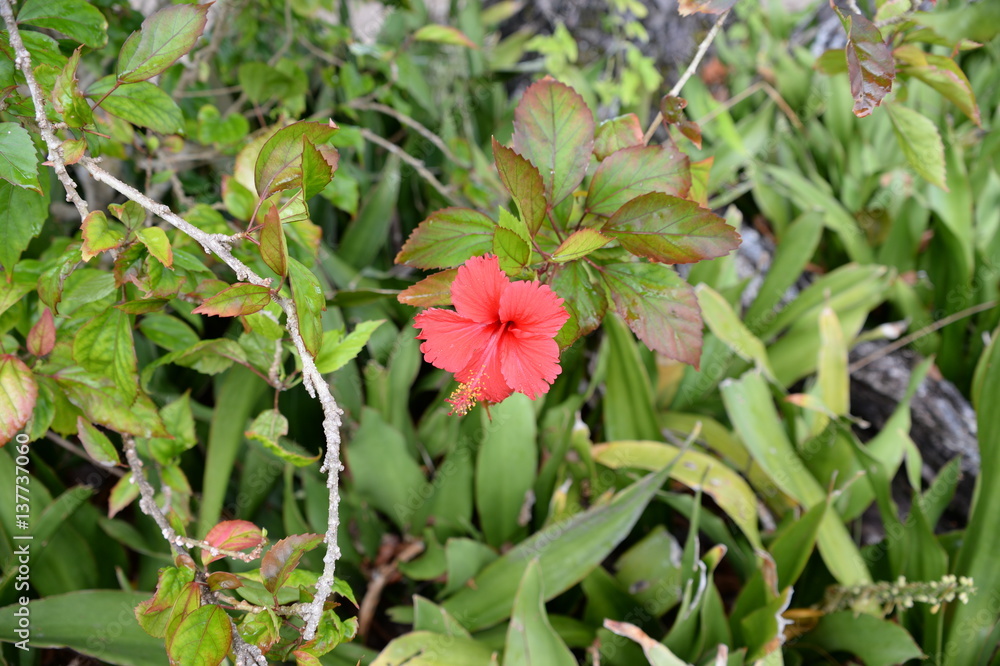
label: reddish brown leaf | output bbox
[27,308,55,357]
[260,534,324,594]
[192,283,272,317]
[678,0,737,15]
[259,205,288,277]
[492,138,547,236]
[202,519,266,565]
[846,13,895,118]
[659,95,702,149]
[511,77,595,207]
[206,571,243,591]
[601,263,703,366]
[0,356,37,446]
[397,268,458,308]
[586,145,691,217]
[593,114,644,161]
[603,192,740,264]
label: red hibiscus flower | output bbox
[414,255,570,415]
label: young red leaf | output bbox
[81,210,126,261]
[206,571,243,591]
[659,95,702,149]
[511,77,595,208]
[0,355,37,446]
[593,114,644,161]
[846,13,895,118]
[192,283,272,317]
[492,138,547,236]
[117,3,210,83]
[397,268,458,307]
[601,262,703,366]
[413,24,478,49]
[259,205,288,277]
[27,308,55,357]
[260,534,325,594]
[603,192,740,264]
[395,208,496,269]
[586,145,691,217]
[202,519,266,565]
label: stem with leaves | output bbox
[1,0,344,643]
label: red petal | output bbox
[414,309,492,374]
[451,254,508,324]
[455,335,511,404]
[498,280,570,338]
[500,330,563,399]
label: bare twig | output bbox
[349,100,472,168]
[849,300,998,373]
[643,9,731,145]
[0,0,89,218]
[357,127,460,205]
[2,1,346,643]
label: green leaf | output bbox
[886,103,947,190]
[442,464,672,631]
[137,227,172,268]
[17,0,108,49]
[146,391,197,464]
[895,45,980,126]
[254,121,338,200]
[287,257,324,357]
[845,12,895,117]
[0,122,40,192]
[302,136,339,200]
[346,408,430,530]
[0,355,36,446]
[720,371,871,586]
[396,208,496,269]
[603,192,740,264]
[52,49,93,128]
[192,282,271,318]
[586,145,690,216]
[339,156,400,268]
[593,440,762,548]
[315,319,385,374]
[109,471,139,517]
[769,500,826,589]
[72,308,137,402]
[804,612,923,666]
[259,206,288,277]
[372,632,495,665]
[550,261,606,348]
[603,314,660,440]
[601,262,702,366]
[413,24,477,48]
[696,284,775,380]
[0,178,47,280]
[593,114,644,161]
[493,227,531,274]
[87,77,183,134]
[80,210,126,261]
[246,409,319,467]
[492,138,547,236]
[141,339,247,386]
[476,394,538,547]
[166,604,232,666]
[511,78,595,207]
[116,3,209,83]
[76,417,120,466]
[260,533,324,593]
[0,591,168,665]
[551,229,610,263]
[138,313,199,351]
[503,560,577,666]
[398,268,457,308]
